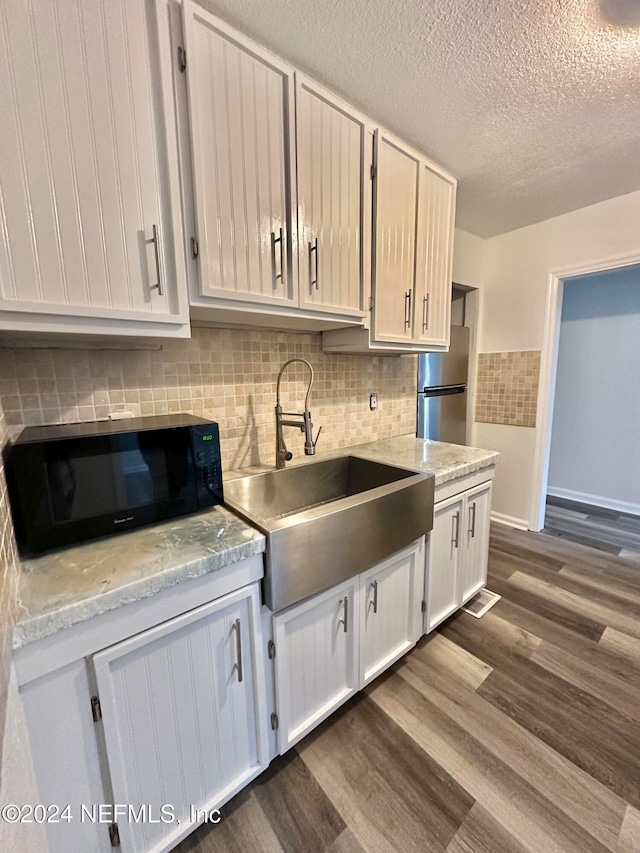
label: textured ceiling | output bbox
[196,0,640,238]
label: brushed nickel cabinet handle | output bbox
[404,289,412,329]
[271,228,284,287]
[309,237,319,290]
[232,618,243,683]
[339,596,349,633]
[150,224,164,296]
[371,580,378,614]
[452,511,460,548]
[422,294,430,331]
[469,502,477,538]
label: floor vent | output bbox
[461,588,501,618]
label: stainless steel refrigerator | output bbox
[417,325,470,444]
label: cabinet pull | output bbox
[422,294,430,331]
[150,224,164,296]
[271,228,284,288]
[371,580,378,614]
[338,596,349,633]
[469,501,477,538]
[232,618,243,683]
[404,289,412,329]
[309,237,319,290]
[452,511,460,548]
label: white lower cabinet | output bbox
[359,539,425,687]
[425,494,465,632]
[272,575,360,754]
[458,480,493,603]
[272,538,425,754]
[425,478,493,633]
[92,582,269,853]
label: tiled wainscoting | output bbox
[475,350,541,428]
[0,328,417,471]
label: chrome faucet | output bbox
[275,358,322,469]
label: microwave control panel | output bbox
[190,422,223,503]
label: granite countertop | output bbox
[14,506,266,649]
[14,434,497,650]
[227,434,499,486]
[324,434,499,485]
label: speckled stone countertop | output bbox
[14,434,496,650]
[227,434,499,486]
[322,434,500,485]
[14,506,266,649]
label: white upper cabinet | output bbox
[0,0,189,336]
[371,131,421,344]
[295,75,368,318]
[180,8,368,328]
[182,1,296,308]
[370,130,456,349]
[322,130,457,354]
[414,161,456,347]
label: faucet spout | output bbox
[275,359,321,468]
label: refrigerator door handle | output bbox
[420,385,466,398]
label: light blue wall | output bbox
[548,264,640,513]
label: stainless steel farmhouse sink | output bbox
[224,456,435,611]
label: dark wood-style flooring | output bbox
[544,495,640,560]
[175,521,640,853]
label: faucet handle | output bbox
[303,423,322,456]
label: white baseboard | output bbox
[491,511,529,531]
[547,486,640,517]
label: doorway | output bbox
[531,255,640,536]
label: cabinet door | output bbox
[459,481,493,604]
[371,130,420,343]
[359,538,425,687]
[183,2,296,307]
[0,0,188,331]
[93,584,269,853]
[414,162,456,346]
[425,495,464,632]
[273,575,359,753]
[296,75,367,318]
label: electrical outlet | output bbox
[369,392,378,411]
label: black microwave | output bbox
[6,413,223,555]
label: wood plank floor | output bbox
[544,496,640,559]
[175,524,640,853]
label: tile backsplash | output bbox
[0,328,417,471]
[474,350,541,428]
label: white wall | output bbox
[548,265,640,514]
[471,189,640,527]
[452,228,485,288]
